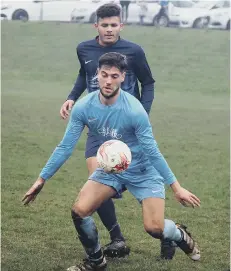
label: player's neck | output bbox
[97,37,119,47]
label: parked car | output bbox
[71,1,162,26]
[127,0,195,27]
[175,1,230,29]
[1,0,40,21]
[0,0,83,22]
[207,0,230,30]
[126,1,161,26]
[167,0,195,26]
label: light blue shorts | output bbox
[89,166,165,203]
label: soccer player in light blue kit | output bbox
[60,4,156,258]
[23,52,201,271]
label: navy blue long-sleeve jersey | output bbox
[67,36,155,114]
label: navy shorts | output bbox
[85,133,102,159]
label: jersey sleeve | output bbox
[39,103,85,181]
[133,107,176,185]
[67,44,87,101]
[134,47,155,115]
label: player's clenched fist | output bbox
[22,178,45,205]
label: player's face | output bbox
[95,16,123,46]
[98,65,125,99]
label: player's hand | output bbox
[60,100,75,120]
[174,187,201,208]
[22,178,45,205]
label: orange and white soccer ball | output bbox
[97,140,132,173]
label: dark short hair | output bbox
[96,3,121,21]
[99,52,127,73]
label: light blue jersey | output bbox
[40,90,176,189]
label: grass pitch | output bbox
[1,21,230,271]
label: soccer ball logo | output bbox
[97,140,132,173]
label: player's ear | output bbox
[94,23,98,29]
[96,68,99,74]
[120,23,124,31]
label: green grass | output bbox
[1,21,230,271]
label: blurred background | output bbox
[1,0,230,30]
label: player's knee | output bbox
[71,203,91,218]
[144,223,164,239]
[71,209,81,221]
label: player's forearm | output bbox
[150,151,177,185]
[67,74,86,102]
[135,113,176,184]
[143,134,176,185]
[39,111,84,181]
[140,83,154,115]
[135,48,155,114]
[39,145,74,181]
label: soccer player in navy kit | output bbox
[23,52,201,271]
[60,3,164,259]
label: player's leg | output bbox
[101,183,130,258]
[86,157,125,241]
[142,197,177,260]
[125,166,200,261]
[156,7,164,26]
[68,179,116,271]
[142,197,200,261]
[85,135,129,258]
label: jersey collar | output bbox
[96,89,122,109]
[95,36,121,48]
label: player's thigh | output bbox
[73,180,116,217]
[124,167,165,231]
[85,133,102,175]
[142,197,165,233]
[86,157,98,176]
